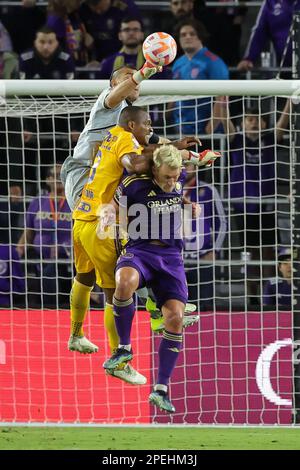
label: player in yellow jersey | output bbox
[71,106,153,384]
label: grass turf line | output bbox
[1,427,300,450]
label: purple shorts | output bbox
[116,243,188,309]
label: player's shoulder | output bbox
[202,48,219,63]
[21,50,34,61]
[122,174,152,189]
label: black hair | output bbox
[120,16,144,30]
[36,25,57,37]
[174,18,209,43]
[118,105,147,127]
[109,65,136,83]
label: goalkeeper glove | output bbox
[187,149,221,167]
[132,62,162,84]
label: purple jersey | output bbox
[79,3,124,61]
[114,171,187,251]
[47,13,88,65]
[263,277,291,307]
[229,132,275,213]
[244,0,300,66]
[19,47,75,79]
[26,195,72,260]
[0,245,25,306]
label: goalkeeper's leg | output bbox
[136,287,198,334]
[68,271,99,354]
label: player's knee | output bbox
[115,268,139,299]
[164,308,183,331]
[76,270,95,287]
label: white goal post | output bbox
[0,79,299,426]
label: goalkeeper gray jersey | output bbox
[61,87,127,210]
[72,87,126,164]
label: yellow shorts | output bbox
[73,219,118,289]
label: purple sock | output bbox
[113,296,135,346]
[157,330,183,387]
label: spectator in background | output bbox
[98,16,144,78]
[47,0,92,66]
[195,0,247,66]
[0,245,25,308]
[79,0,140,63]
[183,163,227,310]
[216,98,291,305]
[1,0,46,55]
[0,20,18,79]
[98,17,173,79]
[172,19,229,135]
[17,164,72,308]
[19,26,75,79]
[160,0,195,36]
[263,248,292,308]
[238,0,300,71]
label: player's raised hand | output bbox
[132,62,163,84]
[173,136,202,150]
[187,149,221,167]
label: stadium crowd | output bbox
[0,0,295,311]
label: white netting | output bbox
[0,84,297,425]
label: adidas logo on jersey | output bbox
[147,190,156,197]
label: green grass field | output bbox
[1,426,300,450]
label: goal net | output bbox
[0,79,298,425]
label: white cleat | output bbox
[68,335,99,354]
[183,314,200,329]
[106,363,147,385]
[184,302,197,314]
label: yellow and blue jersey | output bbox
[73,125,143,221]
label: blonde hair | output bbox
[153,144,182,169]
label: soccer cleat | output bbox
[68,335,99,354]
[103,347,133,370]
[151,314,200,334]
[147,297,198,332]
[105,363,147,385]
[149,390,175,413]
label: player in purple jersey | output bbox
[101,144,201,413]
[263,248,292,308]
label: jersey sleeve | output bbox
[115,132,142,163]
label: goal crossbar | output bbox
[1,79,300,97]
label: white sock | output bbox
[154,384,168,394]
[119,344,132,352]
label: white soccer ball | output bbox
[142,32,177,66]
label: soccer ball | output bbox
[142,32,177,66]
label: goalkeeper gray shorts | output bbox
[61,156,91,211]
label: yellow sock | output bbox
[70,278,93,337]
[104,303,119,353]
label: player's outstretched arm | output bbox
[121,152,152,175]
[105,62,162,109]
